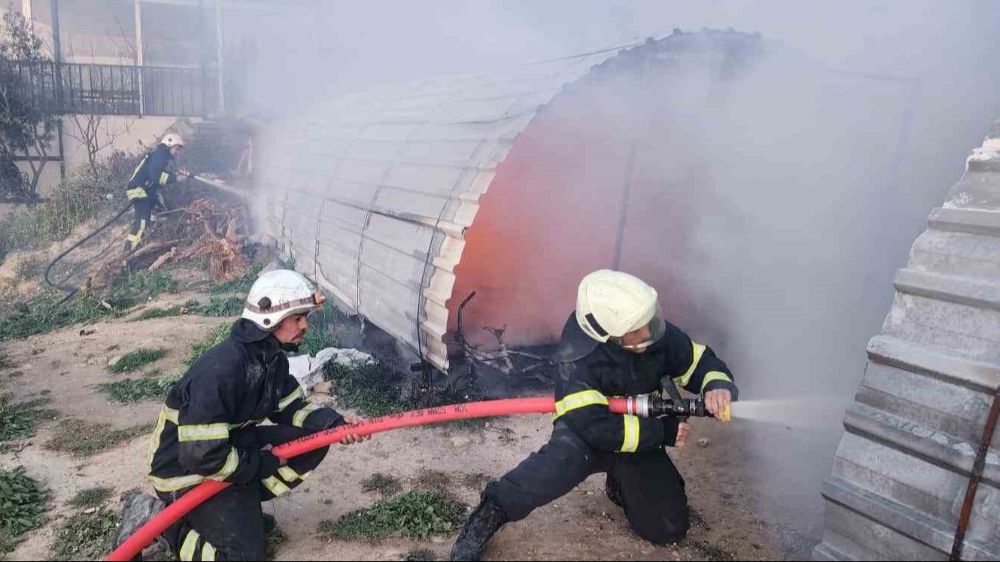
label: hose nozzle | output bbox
[624,396,730,421]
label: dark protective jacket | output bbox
[127,144,177,201]
[147,319,344,494]
[553,314,738,454]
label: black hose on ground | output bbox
[44,203,132,304]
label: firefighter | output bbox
[114,269,368,560]
[124,134,189,252]
[451,270,738,561]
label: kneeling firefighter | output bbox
[124,134,189,252]
[452,270,738,561]
[115,269,368,560]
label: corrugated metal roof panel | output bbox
[256,44,644,371]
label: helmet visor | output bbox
[611,304,666,352]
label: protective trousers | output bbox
[156,425,328,561]
[484,422,689,545]
[126,197,154,251]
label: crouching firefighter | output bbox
[452,270,739,561]
[124,134,189,252]
[115,269,369,560]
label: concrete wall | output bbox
[814,124,1000,560]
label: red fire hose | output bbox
[107,397,638,561]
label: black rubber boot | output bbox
[605,474,624,508]
[450,498,507,561]
[113,492,167,561]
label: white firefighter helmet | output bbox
[161,133,184,148]
[242,269,326,330]
[575,270,665,351]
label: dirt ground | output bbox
[0,289,806,561]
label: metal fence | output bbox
[2,60,219,117]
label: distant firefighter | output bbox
[123,134,188,252]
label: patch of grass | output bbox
[185,323,232,367]
[300,302,340,355]
[49,508,119,561]
[46,420,153,457]
[194,295,244,317]
[210,262,265,294]
[68,487,114,510]
[104,271,177,310]
[130,306,184,322]
[319,491,465,542]
[323,360,408,417]
[0,296,112,342]
[0,467,49,554]
[109,348,167,374]
[362,473,402,498]
[0,350,11,370]
[0,151,139,260]
[323,352,484,421]
[98,376,179,404]
[0,395,57,445]
[130,300,204,322]
[404,549,438,562]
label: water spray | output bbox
[186,174,249,198]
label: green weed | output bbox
[130,306,185,322]
[0,467,49,553]
[300,302,340,355]
[0,296,111,342]
[195,295,244,317]
[68,487,114,510]
[318,491,465,542]
[210,262,265,294]
[108,348,167,374]
[48,508,120,561]
[0,395,56,446]
[104,271,177,310]
[98,376,178,404]
[0,151,138,260]
[323,361,407,417]
[46,421,152,457]
[185,323,232,367]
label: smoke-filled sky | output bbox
[230,0,1000,552]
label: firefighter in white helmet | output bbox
[123,134,190,252]
[452,270,738,561]
[115,269,369,560]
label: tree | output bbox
[0,9,59,202]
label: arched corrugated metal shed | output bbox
[814,125,1000,560]
[254,31,763,371]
